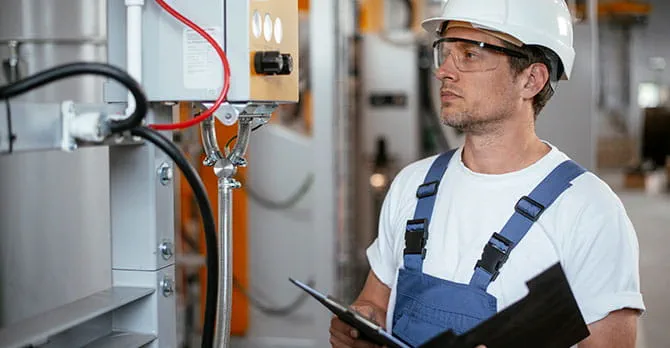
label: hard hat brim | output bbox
[421,17,448,36]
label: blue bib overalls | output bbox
[391,150,586,346]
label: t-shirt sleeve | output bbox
[366,174,407,288]
[561,190,645,325]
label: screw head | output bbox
[159,240,174,260]
[158,162,173,186]
[160,275,175,297]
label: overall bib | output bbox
[391,150,586,346]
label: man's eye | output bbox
[464,51,478,59]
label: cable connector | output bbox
[70,112,108,143]
[61,101,109,150]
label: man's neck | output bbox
[461,117,550,175]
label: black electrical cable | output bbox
[129,126,217,348]
[0,62,216,346]
[4,99,15,153]
[0,62,147,133]
[225,124,265,150]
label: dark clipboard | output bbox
[421,263,591,348]
[289,278,412,348]
[292,262,590,348]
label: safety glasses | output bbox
[432,37,528,72]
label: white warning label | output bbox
[183,27,223,90]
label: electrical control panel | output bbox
[105,0,299,104]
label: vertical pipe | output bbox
[335,0,354,303]
[310,0,340,343]
[213,121,250,347]
[125,0,144,116]
[215,175,238,348]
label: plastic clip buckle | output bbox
[475,232,514,282]
[403,219,429,258]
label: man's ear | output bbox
[520,63,550,100]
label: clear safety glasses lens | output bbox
[432,38,528,72]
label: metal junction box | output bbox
[106,0,299,103]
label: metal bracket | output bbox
[60,101,77,152]
[199,101,277,127]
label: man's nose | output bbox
[435,53,459,81]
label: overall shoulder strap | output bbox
[470,160,587,290]
[403,150,457,272]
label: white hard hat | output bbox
[422,0,575,80]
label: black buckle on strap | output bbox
[475,233,514,282]
[404,219,429,258]
[515,196,545,222]
[416,181,440,199]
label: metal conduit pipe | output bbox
[212,118,252,347]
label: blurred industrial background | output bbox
[1,0,669,347]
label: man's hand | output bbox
[329,302,386,348]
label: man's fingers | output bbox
[331,316,355,334]
[352,338,382,348]
[330,334,353,348]
[330,324,356,346]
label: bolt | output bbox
[203,156,217,167]
[159,240,174,260]
[160,275,175,297]
[228,179,242,189]
[157,162,173,186]
[232,157,248,167]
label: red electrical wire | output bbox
[149,0,231,130]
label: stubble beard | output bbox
[441,105,508,136]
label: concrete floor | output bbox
[601,172,670,348]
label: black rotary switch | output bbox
[254,51,293,75]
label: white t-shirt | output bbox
[366,143,645,332]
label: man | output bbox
[329,0,645,347]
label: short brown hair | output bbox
[503,42,558,119]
